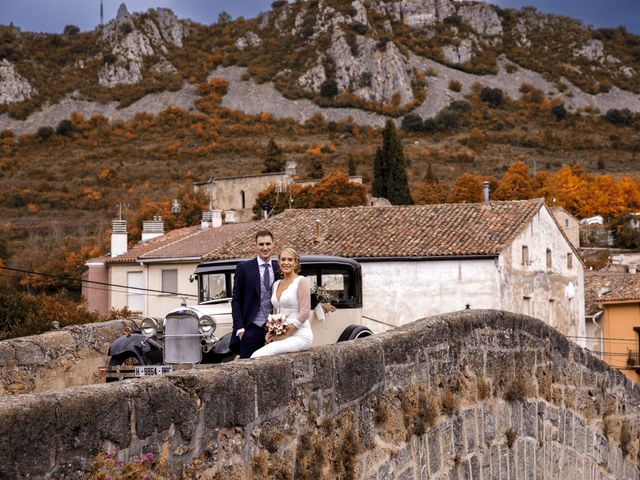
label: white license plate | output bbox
[134,365,173,377]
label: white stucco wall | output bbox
[109,262,199,317]
[359,207,585,346]
[360,258,501,331]
[504,206,585,343]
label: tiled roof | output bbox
[204,199,546,261]
[584,271,640,315]
[107,222,254,264]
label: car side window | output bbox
[200,273,228,302]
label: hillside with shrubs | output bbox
[1,1,640,337]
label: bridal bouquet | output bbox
[266,313,288,336]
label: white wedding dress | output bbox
[251,275,313,358]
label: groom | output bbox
[230,230,279,358]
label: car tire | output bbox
[337,325,373,342]
[106,353,141,382]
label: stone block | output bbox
[134,376,197,440]
[292,346,334,391]
[483,403,495,445]
[522,401,536,438]
[13,339,46,365]
[199,366,257,428]
[469,454,481,480]
[428,426,441,475]
[464,407,478,451]
[334,339,384,406]
[381,320,448,366]
[453,414,464,458]
[250,355,293,415]
[0,342,15,367]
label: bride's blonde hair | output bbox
[279,246,301,273]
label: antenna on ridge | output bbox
[100,0,104,26]
[116,202,129,220]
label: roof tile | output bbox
[205,199,545,260]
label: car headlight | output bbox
[198,315,216,335]
[140,317,158,337]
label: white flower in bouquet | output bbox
[266,313,288,336]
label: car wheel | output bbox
[337,325,373,342]
[106,353,141,382]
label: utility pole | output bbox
[100,0,104,26]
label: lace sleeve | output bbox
[295,276,311,324]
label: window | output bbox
[567,252,573,269]
[521,245,529,265]
[546,248,552,269]
[565,218,570,228]
[241,190,246,209]
[127,271,144,312]
[523,296,532,316]
[162,269,178,294]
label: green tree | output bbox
[262,138,285,173]
[217,11,232,25]
[372,120,413,204]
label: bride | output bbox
[251,247,313,358]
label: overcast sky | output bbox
[1,0,639,34]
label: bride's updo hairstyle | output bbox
[280,246,301,273]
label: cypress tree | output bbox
[262,138,285,173]
[374,120,413,204]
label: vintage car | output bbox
[100,255,373,379]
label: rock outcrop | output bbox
[98,3,186,88]
[0,59,36,104]
[299,28,415,105]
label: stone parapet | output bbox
[1,310,639,479]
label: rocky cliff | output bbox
[0,0,639,132]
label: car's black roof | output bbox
[195,255,360,274]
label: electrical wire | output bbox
[0,266,198,298]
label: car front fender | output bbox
[108,334,162,357]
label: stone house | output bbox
[193,168,364,222]
[83,211,253,317]
[584,270,640,383]
[205,198,585,343]
[550,206,580,248]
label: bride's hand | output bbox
[265,332,274,343]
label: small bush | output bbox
[479,87,503,107]
[63,24,80,35]
[477,377,491,400]
[351,22,368,35]
[505,428,517,448]
[551,103,567,121]
[503,376,529,402]
[605,108,635,126]
[320,79,338,98]
[36,126,54,142]
[401,113,423,132]
[440,390,459,416]
[55,119,73,136]
[448,79,462,92]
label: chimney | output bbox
[211,209,222,228]
[201,210,213,230]
[482,181,490,204]
[111,219,128,257]
[224,210,236,223]
[141,216,164,242]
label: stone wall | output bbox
[1,310,639,479]
[0,320,129,395]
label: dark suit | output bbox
[230,258,279,358]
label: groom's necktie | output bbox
[262,263,271,290]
